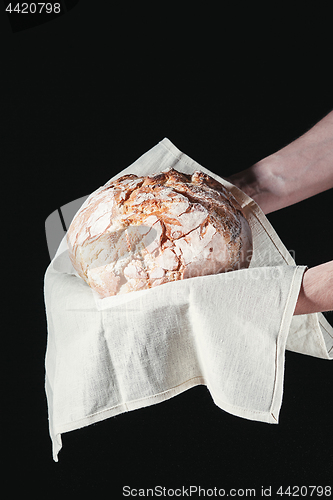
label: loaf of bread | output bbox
[67,168,253,297]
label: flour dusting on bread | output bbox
[67,168,253,297]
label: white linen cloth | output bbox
[44,138,333,461]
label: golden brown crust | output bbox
[67,168,253,297]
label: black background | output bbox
[2,2,332,496]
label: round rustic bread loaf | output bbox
[67,168,253,297]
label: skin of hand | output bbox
[229,110,333,215]
[228,111,333,315]
[294,261,333,315]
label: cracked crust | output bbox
[67,168,253,297]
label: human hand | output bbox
[228,111,333,214]
[294,261,333,315]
